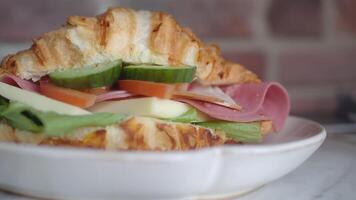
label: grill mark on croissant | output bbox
[149,12,166,54]
[156,123,177,150]
[0,55,16,75]
[31,39,46,66]
[181,126,195,149]
[120,117,149,150]
[152,22,162,33]
[98,14,111,47]
[127,9,137,58]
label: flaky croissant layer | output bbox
[0,116,272,151]
[1,7,259,85]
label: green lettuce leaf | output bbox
[167,108,262,143]
[0,96,9,113]
[195,121,262,143]
[0,101,127,136]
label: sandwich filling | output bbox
[0,60,288,146]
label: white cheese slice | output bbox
[0,82,90,115]
[88,97,190,119]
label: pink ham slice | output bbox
[177,82,290,132]
[96,90,137,103]
[0,74,39,92]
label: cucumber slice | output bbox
[49,60,122,89]
[122,65,196,83]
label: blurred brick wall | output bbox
[0,0,355,121]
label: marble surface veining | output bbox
[238,133,356,200]
[0,132,355,200]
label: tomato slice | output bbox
[118,80,175,99]
[40,81,96,108]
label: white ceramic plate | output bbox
[0,116,326,200]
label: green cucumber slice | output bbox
[122,65,196,83]
[49,60,122,89]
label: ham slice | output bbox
[96,90,137,103]
[177,82,290,132]
[0,74,39,92]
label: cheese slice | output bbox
[88,97,190,119]
[0,82,90,115]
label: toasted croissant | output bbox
[0,117,272,151]
[0,7,259,85]
[0,117,228,150]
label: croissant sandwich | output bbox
[0,7,289,151]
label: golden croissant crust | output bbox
[0,117,272,151]
[1,7,259,85]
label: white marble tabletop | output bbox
[1,131,355,200]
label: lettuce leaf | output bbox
[0,101,127,136]
[167,108,205,123]
[169,108,262,143]
[0,96,9,113]
[196,121,262,143]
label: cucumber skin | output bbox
[122,65,196,83]
[49,60,122,89]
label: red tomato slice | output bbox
[118,80,175,99]
[40,82,96,108]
